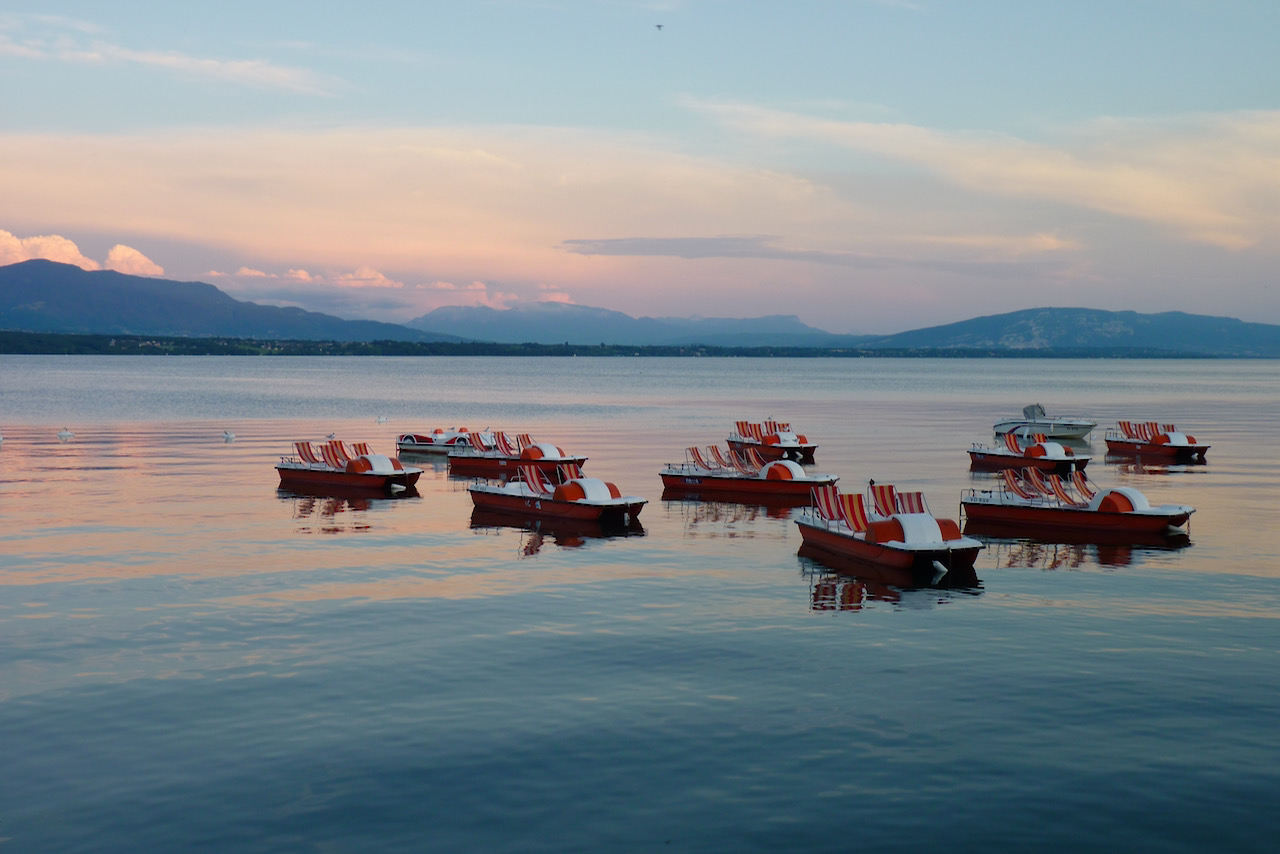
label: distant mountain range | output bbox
[864,307,1280,357]
[0,259,460,343]
[3,259,1278,356]
[405,302,872,348]
[410,300,1280,356]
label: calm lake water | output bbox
[2,356,1279,853]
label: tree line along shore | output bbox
[0,330,1218,358]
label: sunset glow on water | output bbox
[2,356,1278,852]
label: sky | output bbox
[1,0,1278,334]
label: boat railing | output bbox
[802,508,851,533]
[963,482,1056,507]
[452,445,510,460]
[685,447,718,472]
[1012,488,1058,506]
[279,455,341,471]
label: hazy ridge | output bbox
[3,260,1278,356]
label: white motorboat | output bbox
[992,404,1095,439]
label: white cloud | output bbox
[0,229,99,268]
[0,230,162,275]
[104,244,163,275]
[0,13,100,35]
[3,109,1278,329]
[0,14,341,94]
[86,43,343,95]
[0,125,871,289]
[0,38,43,59]
[699,101,1280,250]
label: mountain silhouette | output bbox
[4,259,1278,355]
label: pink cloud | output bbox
[537,283,576,303]
[213,264,399,290]
[335,265,402,288]
[427,280,514,308]
[209,266,312,281]
[0,16,341,95]
[478,291,516,309]
[430,280,490,292]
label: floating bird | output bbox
[326,432,336,440]
[223,431,236,442]
[58,427,74,441]
[376,415,389,423]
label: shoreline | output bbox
[0,330,1231,358]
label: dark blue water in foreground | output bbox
[2,357,1278,852]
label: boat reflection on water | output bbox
[968,524,1193,569]
[661,488,801,515]
[277,483,422,504]
[278,485,420,534]
[394,450,451,474]
[1104,456,1209,472]
[809,571,879,611]
[796,543,983,592]
[468,507,644,555]
[798,558,982,611]
[662,495,794,543]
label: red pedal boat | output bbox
[396,427,479,455]
[961,467,1195,537]
[277,439,422,494]
[795,481,983,587]
[727,419,817,463]
[446,431,587,476]
[968,430,1089,474]
[468,463,646,526]
[1104,420,1209,461]
[660,445,837,500]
